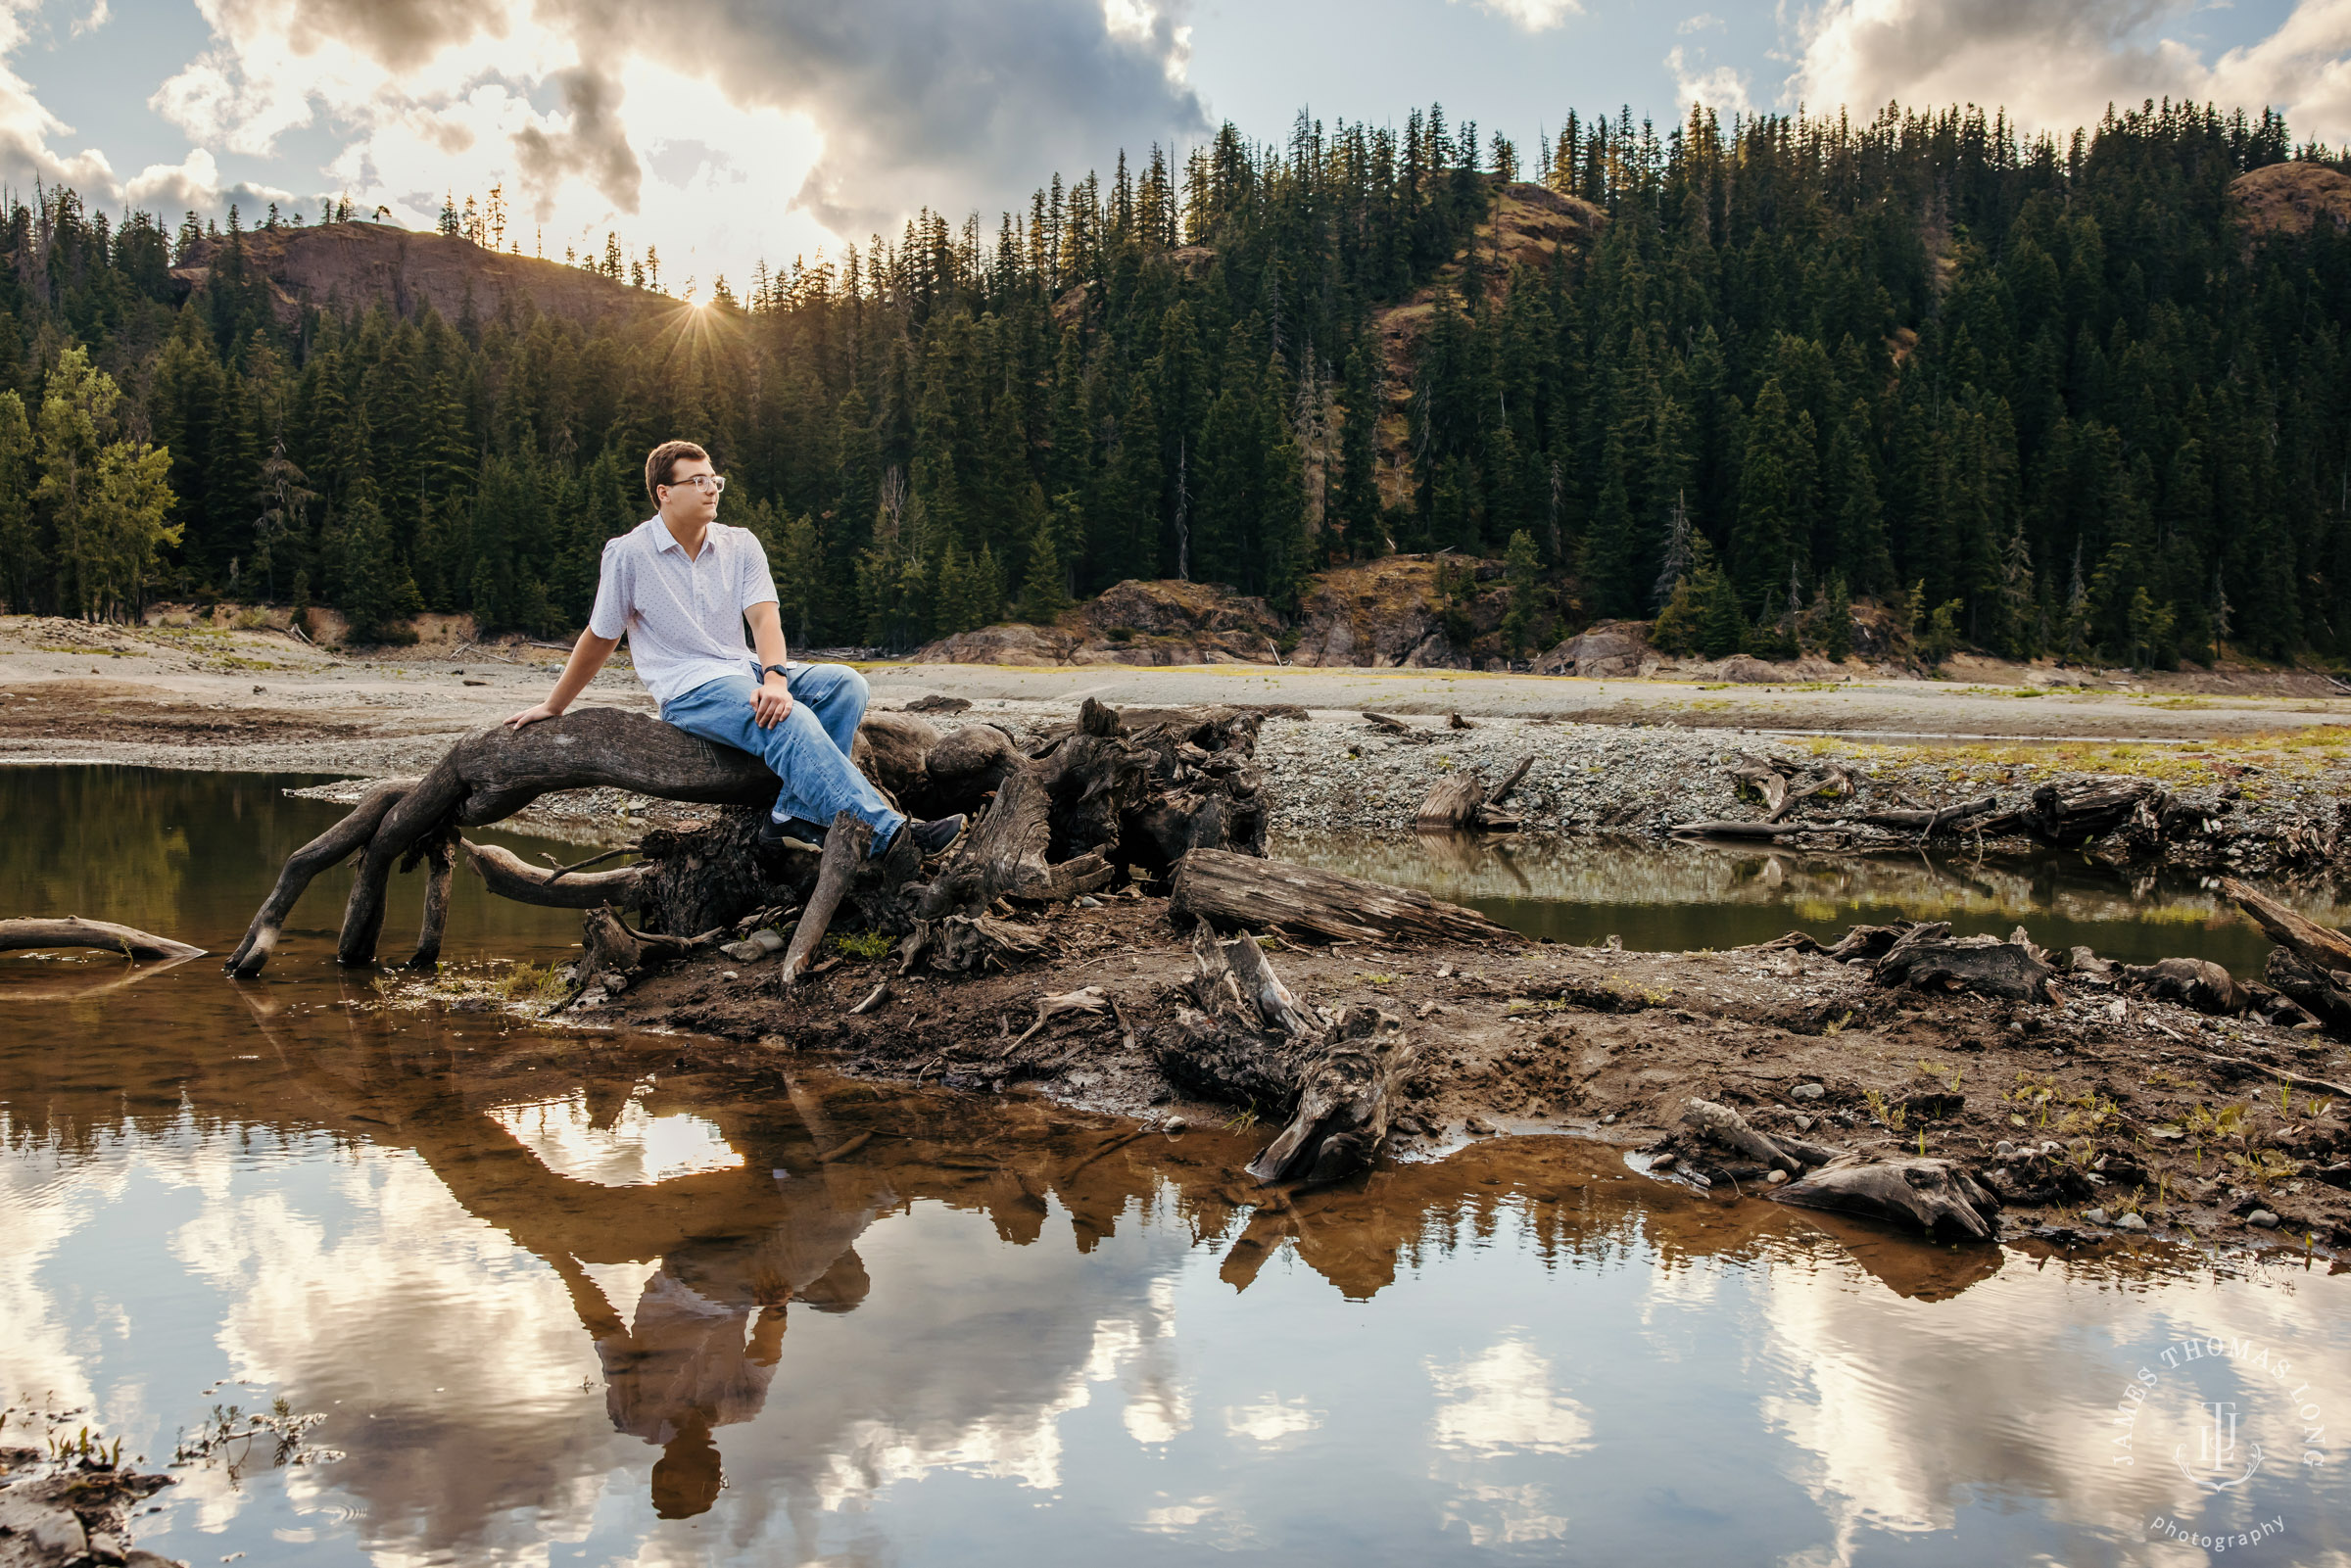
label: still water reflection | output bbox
[6,768,2351,1566]
[1278,829,2347,973]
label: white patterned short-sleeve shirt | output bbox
[588,515,781,704]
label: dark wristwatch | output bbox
[761,663,790,680]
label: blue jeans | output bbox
[659,662,905,849]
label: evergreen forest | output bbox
[4,98,2350,670]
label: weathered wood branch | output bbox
[462,839,648,908]
[0,917,206,961]
[2226,876,2351,974]
[1859,796,1999,833]
[2263,948,2351,1033]
[2024,778,2165,847]
[907,699,1268,974]
[581,906,696,979]
[405,832,456,969]
[1730,755,1792,819]
[780,812,874,987]
[1874,924,2054,1002]
[1170,848,1511,945]
[1414,754,1533,832]
[336,709,780,968]
[1247,1006,1416,1186]
[1772,1156,2002,1241]
[225,777,414,976]
[1158,930,1414,1186]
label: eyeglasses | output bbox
[666,473,727,495]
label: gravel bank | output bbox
[1254,711,2351,870]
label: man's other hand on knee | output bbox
[751,672,794,728]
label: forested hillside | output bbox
[4,98,2350,668]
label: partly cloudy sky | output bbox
[2,0,2345,288]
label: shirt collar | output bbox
[650,515,714,559]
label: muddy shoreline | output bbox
[413,884,2351,1262]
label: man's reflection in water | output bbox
[593,1189,878,1518]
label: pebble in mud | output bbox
[1463,1114,1498,1134]
[1791,1083,1826,1101]
[1765,1169,1789,1186]
[2248,1210,2281,1229]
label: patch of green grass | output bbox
[829,930,894,961]
[495,960,569,1002]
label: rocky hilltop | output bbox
[914,578,1283,665]
[917,555,1667,674]
[174,220,667,328]
[2231,161,2351,237]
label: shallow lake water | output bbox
[1276,829,2350,974]
[6,767,2351,1567]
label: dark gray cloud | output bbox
[280,0,505,73]
[511,64,641,217]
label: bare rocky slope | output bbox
[175,220,667,328]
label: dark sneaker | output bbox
[753,816,825,852]
[910,815,967,855]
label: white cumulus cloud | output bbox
[1670,44,1755,115]
[1784,0,2351,145]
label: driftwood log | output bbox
[1414,755,1532,832]
[227,694,1276,1004]
[1158,927,1416,1185]
[461,840,648,908]
[2264,948,2351,1033]
[223,704,1044,978]
[1170,848,1511,945]
[1726,754,1858,824]
[1860,796,1999,834]
[0,917,206,961]
[1772,1156,2003,1241]
[225,711,779,975]
[1873,923,2055,1002]
[2226,877,2351,973]
[2223,878,2351,1035]
[2120,957,2251,1015]
[779,813,876,986]
[904,698,1270,974]
[2023,778,2165,847]
[1729,754,1794,820]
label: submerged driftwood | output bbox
[0,916,205,961]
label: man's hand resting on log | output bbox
[504,630,623,730]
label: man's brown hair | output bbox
[645,440,710,505]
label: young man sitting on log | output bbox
[505,439,964,858]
